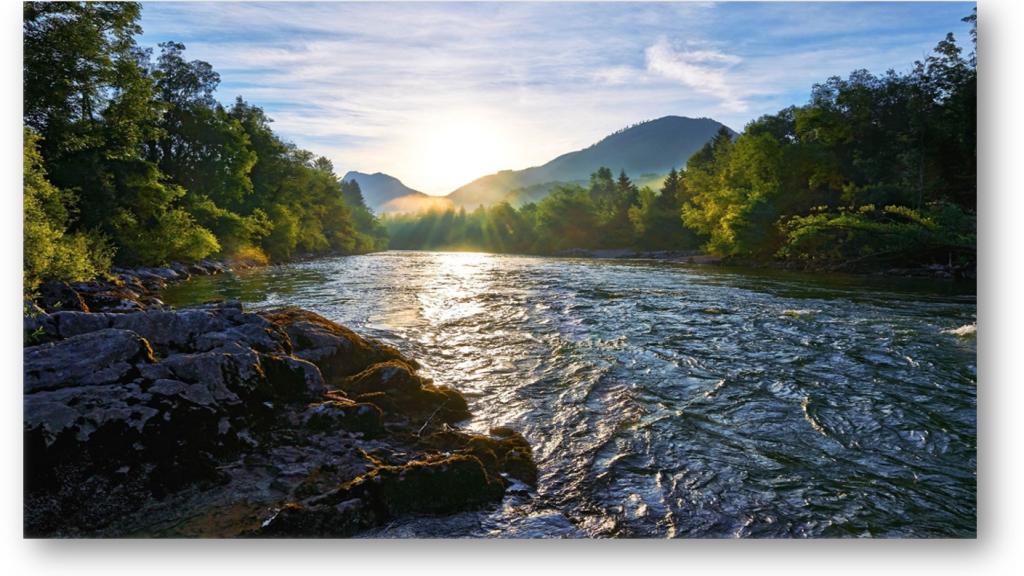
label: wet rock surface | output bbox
[23,296,536,537]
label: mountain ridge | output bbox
[346,115,734,212]
[446,116,734,208]
[340,171,428,212]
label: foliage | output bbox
[679,13,975,268]
[778,202,976,270]
[22,1,388,292]
[23,128,112,291]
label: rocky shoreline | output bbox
[23,263,536,537]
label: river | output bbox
[160,251,977,538]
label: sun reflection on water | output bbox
[418,251,495,325]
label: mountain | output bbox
[341,171,433,213]
[447,116,734,208]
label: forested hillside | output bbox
[388,12,976,274]
[445,116,731,208]
[23,2,387,292]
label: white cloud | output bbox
[592,66,644,86]
[644,37,748,113]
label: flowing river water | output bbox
[161,251,977,538]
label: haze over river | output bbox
[161,251,977,537]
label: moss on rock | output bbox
[343,360,470,424]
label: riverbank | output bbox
[553,248,723,265]
[551,248,974,280]
[23,266,536,537]
[26,248,373,315]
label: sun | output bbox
[405,111,520,195]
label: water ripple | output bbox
[161,251,976,538]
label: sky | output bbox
[139,1,975,195]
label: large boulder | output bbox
[35,281,89,313]
[420,427,538,487]
[80,288,145,313]
[259,353,327,400]
[24,329,155,393]
[343,360,470,423]
[159,347,269,406]
[259,455,504,536]
[109,306,267,353]
[23,373,238,535]
[319,454,505,516]
[30,304,291,356]
[302,400,383,437]
[260,308,410,381]
[24,382,156,447]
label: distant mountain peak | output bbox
[341,171,428,212]
[445,115,734,208]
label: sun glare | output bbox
[406,111,520,194]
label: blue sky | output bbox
[139,1,975,195]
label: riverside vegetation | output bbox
[24,2,387,295]
[386,12,976,277]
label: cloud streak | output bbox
[645,38,747,112]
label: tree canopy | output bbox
[23,1,387,291]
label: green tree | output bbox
[23,128,112,291]
[535,185,599,252]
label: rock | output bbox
[260,307,410,381]
[160,348,267,406]
[259,354,327,400]
[420,427,538,487]
[105,305,288,354]
[141,267,181,282]
[80,288,146,313]
[259,455,504,536]
[24,329,156,393]
[111,309,234,352]
[116,273,147,294]
[68,280,107,294]
[317,455,505,517]
[24,382,156,447]
[257,499,375,538]
[36,281,89,313]
[199,259,228,274]
[302,400,383,437]
[24,312,55,346]
[168,262,192,280]
[344,360,470,423]
[148,378,219,407]
[138,296,166,310]
[48,311,114,339]
[132,271,167,291]
[24,372,236,533]
[193,320,291,355]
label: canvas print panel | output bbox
[23,1,976,538]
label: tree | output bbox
[24,2,218,266]
[341,179,367,209]
[23,128,112,290]
[535,185,599,252]
[23,4,389,279]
